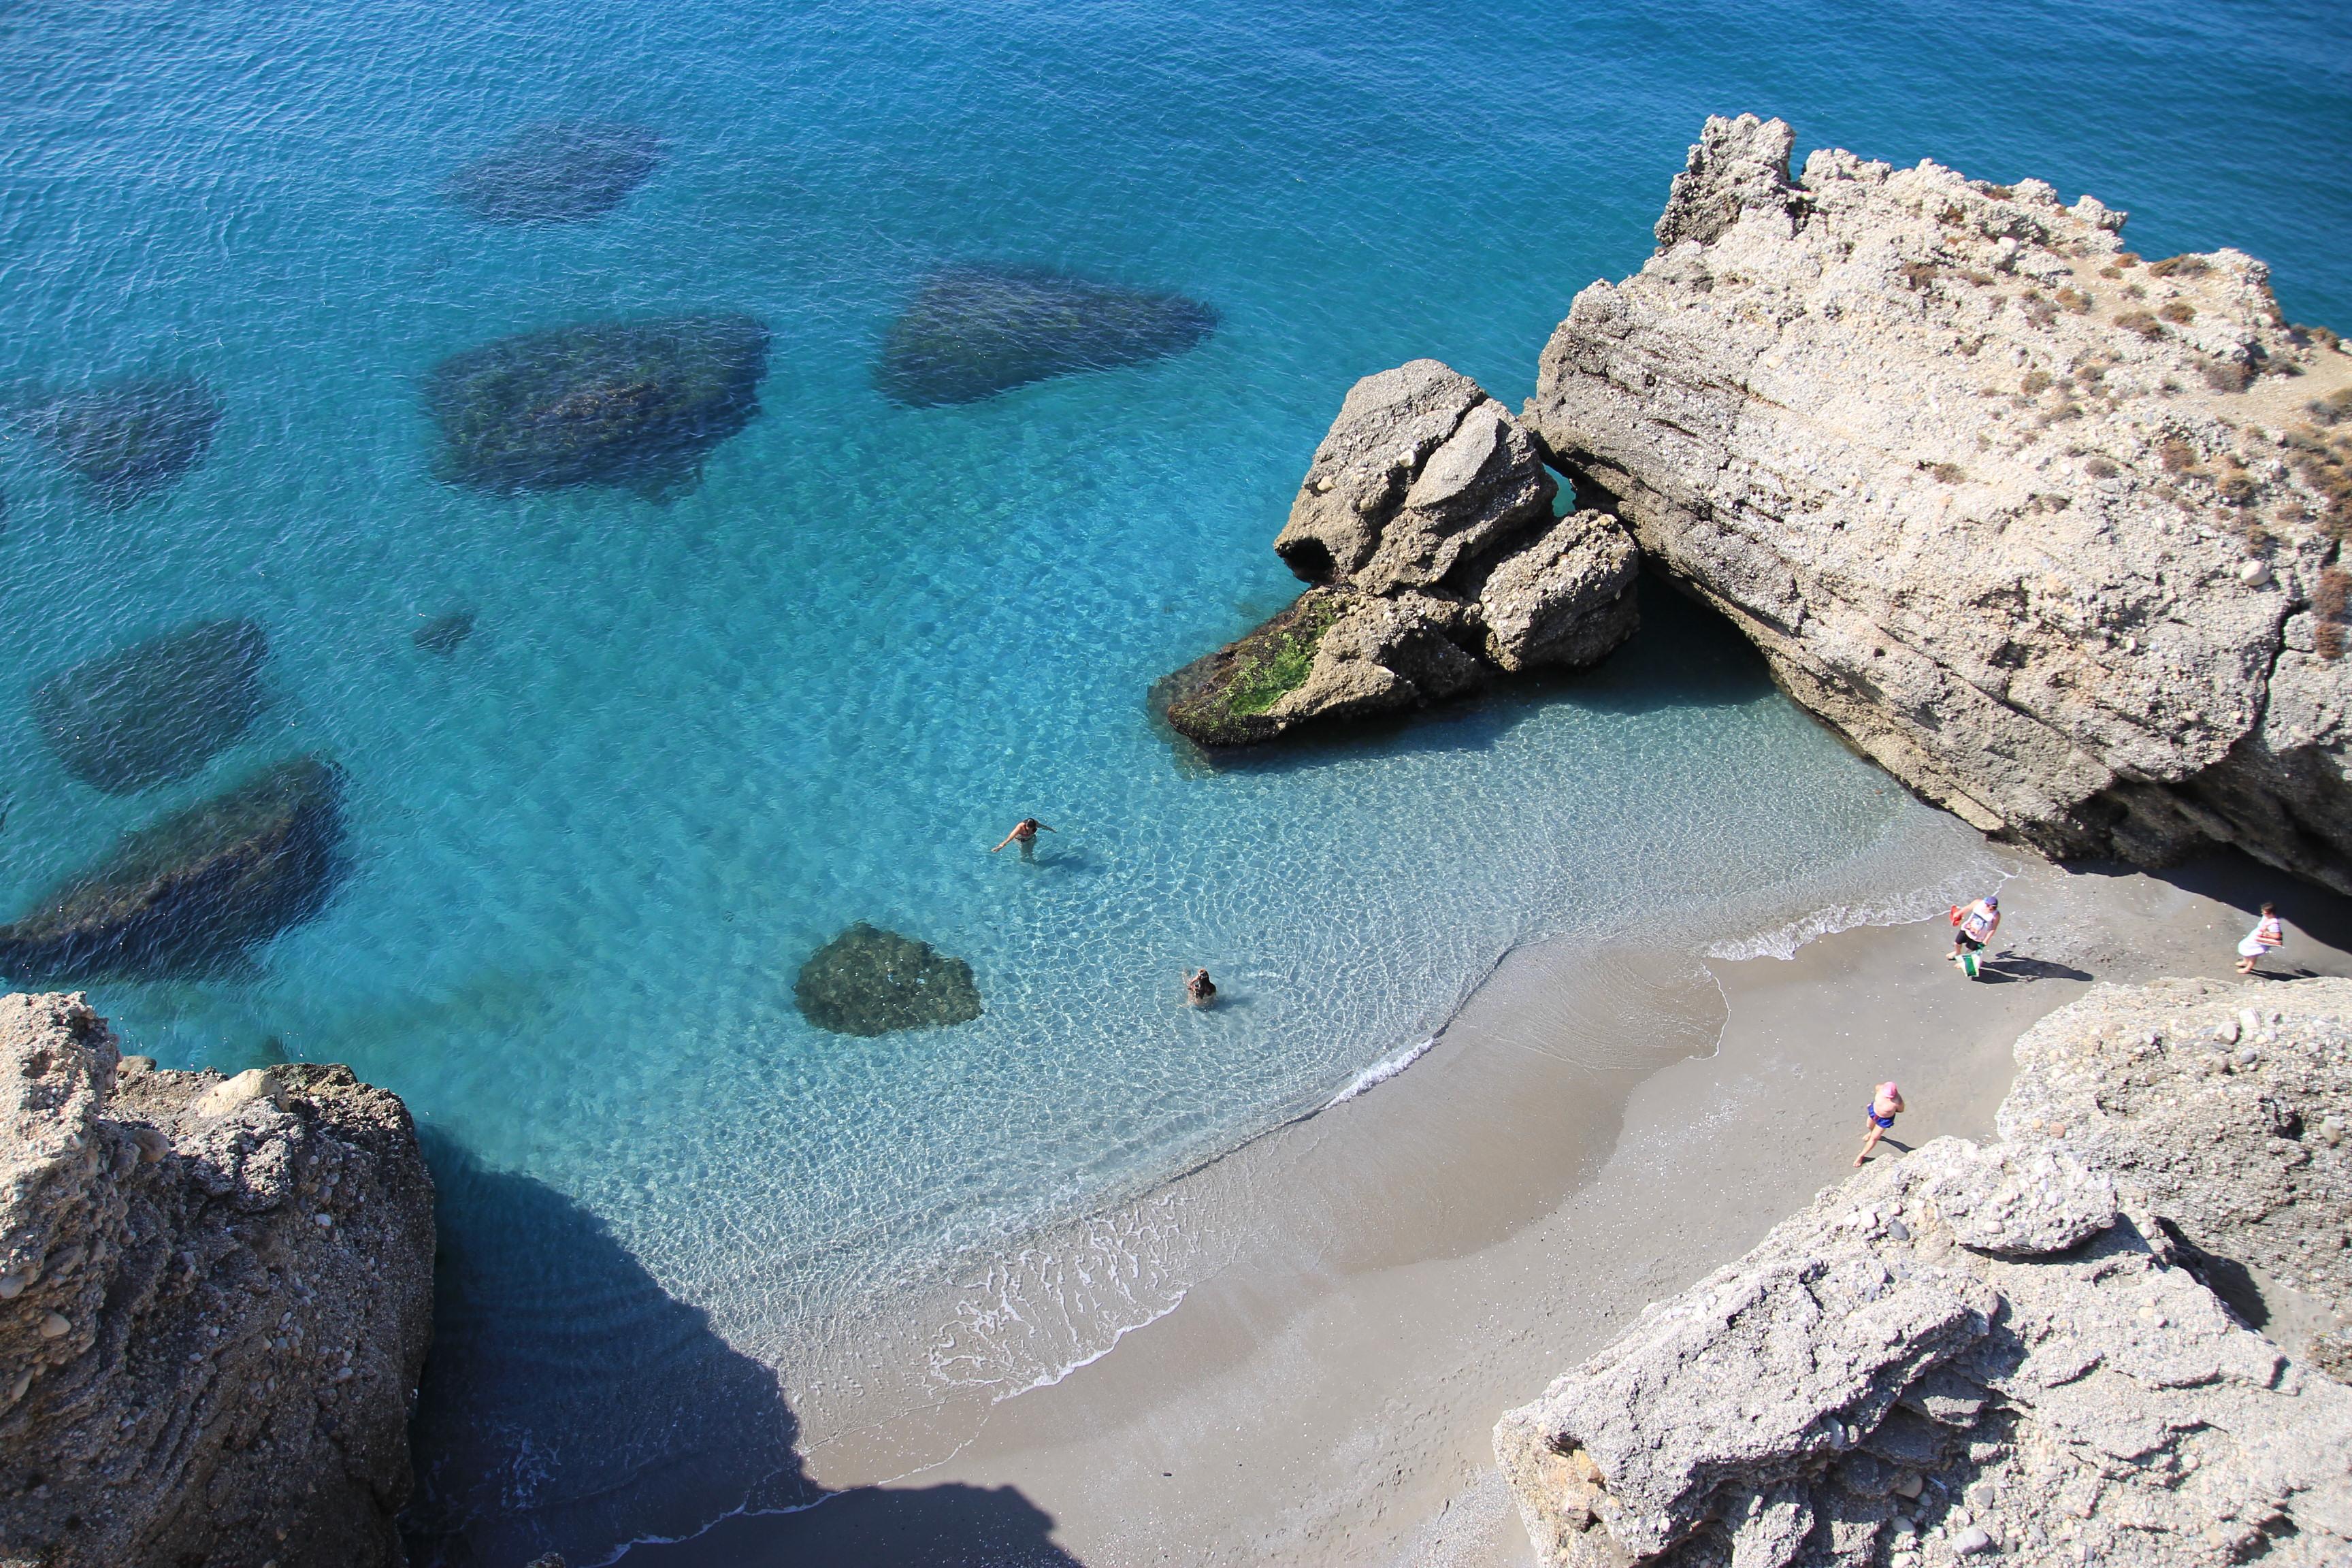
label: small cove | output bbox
[1,0,2347,1559]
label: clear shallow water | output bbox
[3,0,2347,1558]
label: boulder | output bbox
[1160,359,1639,748]
[425,314,770,496]
[443,120,662,224]
[794,922,983,1036]
[1526,114,2352,891]
[0,756,346,983]
[14,376,223,510]
[412,608,476,656]
[0,991,434,1568]
[1497,977,2352,1568]
[874,265,1216,406]
[29,618,270,795]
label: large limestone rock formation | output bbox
[1497,977,2352,1568]
[1528,115,2352,891]
[1160,361,1638,747]
[0,757,346,983]
[0,992,435,1568]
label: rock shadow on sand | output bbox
[875,265,1215,406]
[13,375,223,510]
[404,1138,1081,1568]
[443,120,663,224]
[425,315,770,498]
[0,756,345,983]
[31,617,270,794]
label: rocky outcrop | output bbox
[1160,361,1637,747]
[425,315,769,496]
[1496,977,2352,1568]
[1528,115,2352,892]
[30,619,270,795]
[443,120,662,224]
[14,377,223,511]
[0,757,346,983]
[0,992,435,1568]
[873,265,1217,406]
[794,922,983,1036]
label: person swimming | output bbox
[1184,968,1217,1007]
[990,817,1055,858]
[1854,1080,1904,1166]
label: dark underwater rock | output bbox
[443,120,663,224]
[412,608,476,655]
[794,922,983,1036]
[875,265,1217,406]
[0,756,346,982]
[425,315,770,495]
[14,376,223,510]
[31,618,270,794]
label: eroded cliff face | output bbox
[1160,359,1638,747]
[0,993,434,1568]
[1496,978,2352,1568]
[1529,114,2352,891]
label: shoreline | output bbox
[630,843,2352,1566]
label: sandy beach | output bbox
[628,843,2352,1568]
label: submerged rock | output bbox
[794,921,982,1036]
[425,315,770,495]
[1159,359,1637,748]
[14,376,223,510]
[412,608,476,655]
[0,992,434,1568]
[443,119,662,224]
[1496,977,2352,1568]
[30,618,270,794]
[1529,114,2352,891]
[0,757,345,982]
[875,265,1216,406]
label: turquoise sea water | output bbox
[4,0,2347,1559]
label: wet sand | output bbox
[633,849,2352,1567]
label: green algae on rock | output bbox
[425,315,770,495]
[1157,590,1345,747]
[443,120,663,224]
[14,376,223,510]
[794,921,983,1036]
[875,265,1216,406]
[31,619,270,795]
[0,756,346,982]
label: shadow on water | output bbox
[404,1132,1083,1567]
[1158,574,1779,779]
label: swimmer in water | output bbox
[990,817,1055,859]
[1184,968,1217,1007]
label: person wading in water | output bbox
[1184,968,1218,1008]
[991,817,1055,860]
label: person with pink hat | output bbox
[1855,1081,1906,1166]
